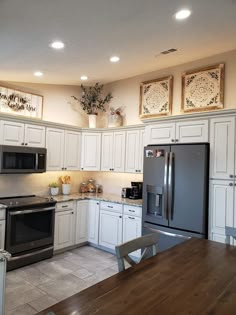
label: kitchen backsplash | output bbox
[0,171,143,198]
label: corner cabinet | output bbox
[0,120,45,147]
[87,200,100,244]
[46,128,81,171]
[145,120,208,145]
[101,131,126,172]
[81,132,101,171]
[125,128,144,173]
[75,200,88,244]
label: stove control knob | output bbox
[9,201,13,205]
[15,201,19,205]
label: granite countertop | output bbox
[52,192,143,207]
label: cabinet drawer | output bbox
[124,205,142,217]
[100,201,123,213]
[56,201,74,212]
[0,210,5,220]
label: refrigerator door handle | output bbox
[168,152,174,220]
[163,152,169,220]
[145,226,191,240]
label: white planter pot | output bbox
[88,114,97,128]
[50,187,59,196]
[108,114,123,127]
[62,184,71,195]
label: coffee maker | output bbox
[129,181,143,199]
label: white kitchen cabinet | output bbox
[101,131,126,172]
[88,200,100,244]
[46,128,64,171]
[175,120,208,143]
[81,132,101,171]
[75,200,88,244]
[64,130,81,170]
[209,180,234,242]
[145,120,209,145]
[46,128,81,171]
[54,209,75,251]
[210,117,235,180]
[145,123,175,144]
[0,120,45,147]
[125,128,144,173]
[0,220,5,250]
[99,210,122,250]
[123,214,141,257]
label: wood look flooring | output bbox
[5,246,118,314]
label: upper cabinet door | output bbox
[175,120,208,143]
[81,132,101,171]
[0,120,24,146]
[138,129,145,173]
[101,132,113,171]
[64,130,81,170]
[113,131,126,172]
[125,130,140,173]
[210,117,235,179]
[145,123,175,145]
[46,128,65,171]
[24,124,46,147]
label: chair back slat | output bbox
[115,233,159,272]
[225,226,236,244]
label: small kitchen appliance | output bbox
[129,182,143,199]
[121,187,132,198]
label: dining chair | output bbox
[225,226,236,244]
[115,233,159,272]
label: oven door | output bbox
[6,206,55,255]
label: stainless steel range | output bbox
[0,195,56,271]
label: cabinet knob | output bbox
[175,139,179,142]
[229,183,233,186]
[119,216,122,218]
[25,143,28,145]
[21,143,24,145]
[71,212,74,214]
[97,202,99,205]
[81,168,84,170]
[171,139,175,142]
[229,175,234,178]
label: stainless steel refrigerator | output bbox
[142,143,209,252]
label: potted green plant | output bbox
[72,83,113,128]
[49,182,59,196]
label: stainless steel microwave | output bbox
[0,145,46,174]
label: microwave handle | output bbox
[35,154,38,170]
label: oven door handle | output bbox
[9,206,55,216]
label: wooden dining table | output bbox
[37,238,236,315]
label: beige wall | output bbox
[107,49,236,126]
[0,171,142,198]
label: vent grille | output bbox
[160,48,177,55]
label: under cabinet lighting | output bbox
[175,9,191,20]
[110,56,120,63]
[34,71,43,77]
[50,41,65,49]
[80,76,88,81]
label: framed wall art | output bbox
[139,76,173,119]
[0,85,43,119]
[181,63,224,113]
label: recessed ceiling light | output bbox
[110,56,120,63]
[34,71,43,77]
[80,75,88,81]
[50,41,65,49]
[175,9,191,20]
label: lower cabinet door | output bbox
[54,210,75,250]
[99,210,122,250]
[0,220,5,250]
[123,214,141,258]
[75,200,88,244]
[88,200,100,245]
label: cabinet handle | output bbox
[108,205,113,208]
[97,202,99,205]
[119,216,122,218]
[229,174,234,178]
[62,205,68,208]
[21,142,24,145]
[81,168,84,170]
[175,139,179,142]
[71,212,74,214]
[229,183,233,186]
[65,167,67,170]
[128,216,135,220]
[171,139,175,142]
[129,210,135,212]
[25,143,28,145]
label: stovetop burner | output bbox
[0,195,56,208]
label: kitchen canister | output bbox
[62,184,71,195]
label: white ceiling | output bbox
[0,0,236,85]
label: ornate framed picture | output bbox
[0,85,43,119]
[139,76,173,119]
[182,63,224,113]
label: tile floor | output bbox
[5,246,119,315]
